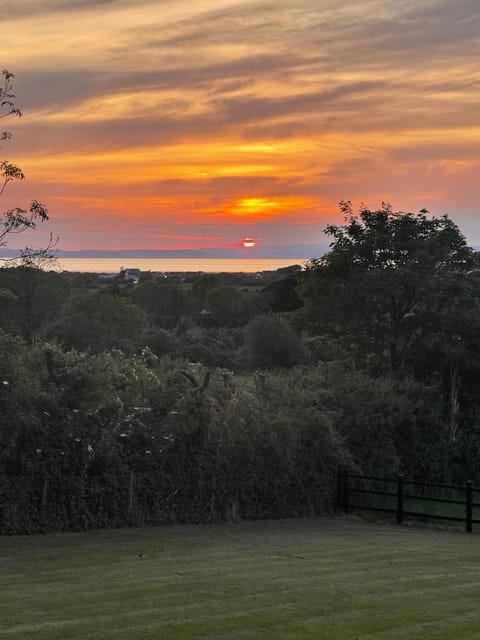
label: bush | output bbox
[244,314,306,369]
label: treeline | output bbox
[0,263,307,370]
[2,204,480,533]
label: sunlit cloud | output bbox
[2,0,480,249]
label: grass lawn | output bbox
[2,516,480,639]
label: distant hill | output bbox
[0,244,328,260]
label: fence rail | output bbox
[337,470,480,533]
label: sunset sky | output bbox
[2,0,480,252]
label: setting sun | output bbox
[242,238,257,248]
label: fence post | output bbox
[466,480,473,533]
[396,474,404,524]
[343,469,349,514]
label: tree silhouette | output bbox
[0,69,54,264]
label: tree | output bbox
[411,268,480,450]
[261,269,304,313]
[299,202,477,373]
[0,266,68,341]
[205,285,251,326]
[0,70,53,264]
[129,279,192,328]
[192,274,221,306]
[243,314,305,368]
[46,291,148,354]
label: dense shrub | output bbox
[244,314,306,368]
[46,291,148,353]
[0,346,343,533]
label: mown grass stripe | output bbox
[1,517,480,639]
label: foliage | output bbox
[297,202,480,484]
[46,291,148,354]
[0,343,343,532]
[261,270,304,312]
[317,361,449,480]
[129,279,193,328]
[176,326,241,368]
[0,70,53,264]
[300,202,477,372]
[205,284,254,326]
[3,203,480,532]
[0,266,68,341]
[243,313,306,368]
[192,273,221,305]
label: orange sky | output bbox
[2,0,480,252]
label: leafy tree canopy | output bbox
[320,201,476,274]
[46,291,148,354]
[300,202,479,372]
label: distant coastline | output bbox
[0,244,327,261]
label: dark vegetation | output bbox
[2,202,480,533]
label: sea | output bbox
[54,257,311,274]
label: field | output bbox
[2,517,480,639]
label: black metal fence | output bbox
[337,470,480,533]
